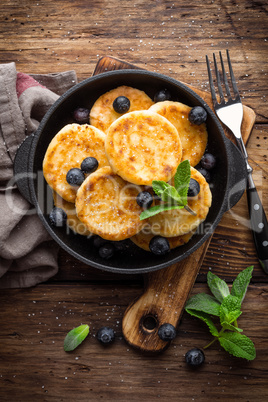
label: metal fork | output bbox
[206,50,268,273]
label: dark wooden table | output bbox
[0,1,267,400]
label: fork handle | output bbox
[246,177,268,273]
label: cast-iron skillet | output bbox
[14,70,247,274]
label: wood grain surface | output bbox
[0,283,267,401]
[0,0,268,400]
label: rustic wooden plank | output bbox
[0,0,267,398]
[0,283,267,401]
[0,0,267,122]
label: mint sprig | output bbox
[64,324,89,352]
[140,160,194,220]
[185,266,256,360]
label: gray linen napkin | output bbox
[0,62,77,288]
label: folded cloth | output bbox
[0,62,77,288]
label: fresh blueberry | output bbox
[185,348,205,367]
[81,157,99,174]
[187,178,200,197]
[154,89,172,103]
[197,168,211,183]
[136,191,154,209]
[73,107,90,124]
[149,236,170,255]
[97,327,115,344]
[49,207,67,227]
[66,168,85,186]
[201,153,216,170]
[158,323,177,341]
[113,96,130,114]
[188,106,207,125]
[93,235,108,249]
[99,243,115,259]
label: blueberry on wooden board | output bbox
[185,348,205,367]
[97,327,115,344]
[158,323,177,341]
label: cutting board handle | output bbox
[122,242,209,353]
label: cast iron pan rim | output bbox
[28,69,229,274]
[34,197,223,274]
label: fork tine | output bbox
[219,51,232,100]
[226,49,241,101]
[213,53,225,104]
[206,55,217,106]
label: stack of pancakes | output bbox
[43,86,211,251]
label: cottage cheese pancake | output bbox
[75,166,145,241]
[147,167,212,237]
[53,192,91,236]
[105,110,182,186]
[90,85,154,133]
[149,101,208,166]
[130,224,195,251]
[43,124,109,203]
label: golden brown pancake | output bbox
[147,167,212,237]
[149,101,208,166]
[43,124,109,203]
[53,192,91,236]
[75,166,146,241]
[105,110,182,185]
[130,224,195,251]
[90,85,154,133]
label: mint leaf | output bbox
[140,160,191,221]
[231,266,254,303]
[185,293,221,316]
[174,159,191,202]
[152,180,172,198]
[185,266,255,361]
[186,309,219,337]
[218,332,256,360]
[139,203,184,220]
[64,324,89,352]
[221,321,243,333]
[207,271,230,303]
[220,295,242,325]
[161,186,183,205]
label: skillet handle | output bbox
[223,137,247,212]
[13,134,35,205]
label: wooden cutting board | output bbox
[93,56,256,353]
